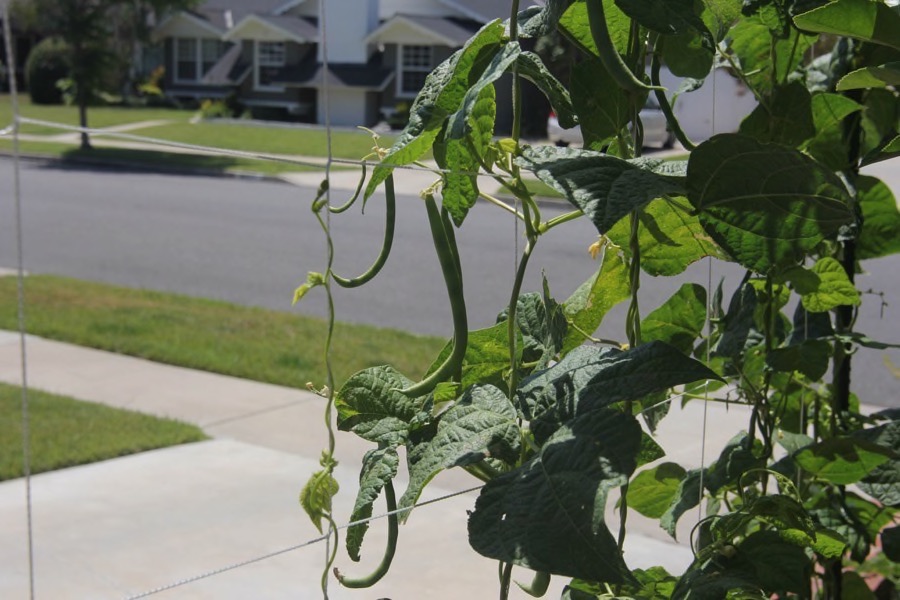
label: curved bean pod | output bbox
[398,194,468,398]
[587,0,662,93]
[332,175,396,289]
[328,162,367,214]
[334,481,398,588]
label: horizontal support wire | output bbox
[2,117,490,180]
[122,484,484,600]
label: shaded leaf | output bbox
[739,82,815,147]
[788,303,834,345]
[468,409,641,584]
[660,468,703,538]
[571,57,640,147]
[728,15,815,95]
[518,341,721,444]
[795,436,894,485]
[803,92,864,171]
[663,29,715,79]
[687,134,853,273]
[882,526,900,561]
[518,146,686,235]
[730,530,812,594]
[517,51,577,129]
[765,340,831,380]
[401,385,519,517]
[857,420,900,506]
[347,446,399,560]
[706,431,765,493]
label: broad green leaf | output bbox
[730,530,812,594]
[809,490,895,562]
[672,569,765,600]
[400,385,519,518]
[838,61,900,90]
[346,446,399,560]
[427,321,522,393]
[628,462,686,519]
[728,16,816,95]
[701,0,743,41]
[793,0,900,51]
[440,83,495,226]
[739,82,815,147]
[366,20,506,197]
[802,257,860,312]
[706,432,765,493]
[559,0,633,57]
[502,280,568,369]
[788,303,834,345]
[748,494,816,533]
[607,196,727,276]
[663,30,715,79]
[857,175,900,260]
[447,43,521,142]
[561,246,630,355]
[571,57,640,147]
[861,89,900,160]
[518,341,721,444]
[516,51,577,129]
[842,572,878,600]
[778,526,848,559]
[857,420,900,506]
[468,409,641,584]
[713,281,759,361]
[638,432,666,466]
[660,468,702,538]
[615,0,709,35]
[687,134,853,273]
[300,453,340,534]
[803,93,864,171]
[765,340,831,380]
[795,437,894,485]
[518,146,686,235]
[882,525,900,561]
[335,366,420,445]
[641,283,707,354]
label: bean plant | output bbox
[299,0,900,598]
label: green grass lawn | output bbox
[0,383,207,481]
[0,275,445,390]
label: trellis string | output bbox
[4,5,36,598]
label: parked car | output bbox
[548,96,676,149]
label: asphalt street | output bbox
[0,157,897,406]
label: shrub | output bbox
[25,37,69,105]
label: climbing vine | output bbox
[301,0,900,598]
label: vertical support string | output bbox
[4,5,36,598]
[316,1,337,597]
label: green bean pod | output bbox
[328,162,367,214]
[398,194,468,398]
[332,175,396,288]
[517,571,551,597]
[334,481,398,588]
[587,0,662,93]
[650,36,696,151]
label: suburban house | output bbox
[153,0,540,127]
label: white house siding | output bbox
[658,67,758,142]
[320,88,372,127]
[318,0,378,63]
[378,0,466,19]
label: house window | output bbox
[398,45,431,97]
[256,41,286,91]
[173,37,223,83]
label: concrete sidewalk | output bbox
[0,332,751,599]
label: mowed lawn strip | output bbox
[0,383,207,481]
[0,276,445,389]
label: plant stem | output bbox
[539,209,583,233]
[500,562,514,600]
[507,238,536,395]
